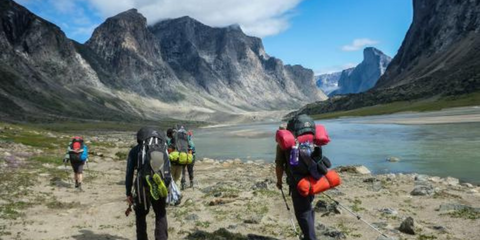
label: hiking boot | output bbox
[190,181,194,188]
[75,182,79,188]
[181,182,186,191]
[146,175,161,200]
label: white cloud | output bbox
[85,0,303,37]
[341,38,379,52]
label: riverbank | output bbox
[308,92,480,121]
[0,125,479,240]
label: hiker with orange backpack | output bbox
[275,114,341,240]
[63,136,89,190]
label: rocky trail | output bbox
[1,124,480,240]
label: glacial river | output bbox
[193,108,480,184]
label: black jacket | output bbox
[125,145,140,197]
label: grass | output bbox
[115,151,128,161]
[350,199,365,212]
[46,197,79,210]
[445,208,480,220]
[312,91,480,120]
[194,221,211,228]
[0,128,65,150]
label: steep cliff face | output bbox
[331,48,391,95]
[150,16,326,110]
[0,0,129,121]
[293,0,480,117]
[85,9,179,100]
[375,0,480,92]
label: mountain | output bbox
[292,0,480,117]
[0,0,136,121]
[315,72,342,95]
[0,0,326,122]
[330,47,391,96]
[149,16,326,110]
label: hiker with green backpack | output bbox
[125,127,171,240]
[167,126,194,189]
[63,136,88,190]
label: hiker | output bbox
[181,130,196,189]
[63,136,88,190]
[166,128,182,184]
[125,127,171,240]
[167,126,194,189]
[275,114,334,240]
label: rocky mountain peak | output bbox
[363,47,388,62]
[330,48,391,96]
[85,8,161,65]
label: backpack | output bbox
[135,127,171,207]
[169,127,193,165]
[68,136,87,163]
[284,115,332,183]
[281,115,341,196]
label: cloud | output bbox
[341,38,379,51]
[85,0,303,37]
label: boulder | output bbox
[429,176,442,183]
[337,165,371,175]
[411,185,436,196]
[443,177,459,186]
[437,203,480,212]
[252,180,270,190]
[379,208,398,216]
[399,217,415,235]
[414,174,429,182]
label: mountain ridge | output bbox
[0,0,326,122]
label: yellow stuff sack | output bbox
[169,151,179,162]
[178,152,193,165]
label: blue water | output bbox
[193,118,480,184]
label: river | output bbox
[193,109,480,184]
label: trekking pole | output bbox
[322,193,391,239]
[280,188,300,238]
[63,158,72,184]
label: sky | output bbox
[16,0,413,75]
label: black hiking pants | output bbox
[181,158,195,184]
[134,197,168,240]
[291,189,317,240]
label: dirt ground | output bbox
[1,127,480,240]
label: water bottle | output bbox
[289,144,299,166]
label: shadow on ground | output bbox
[72,230,129,240]
[187,228,279,240]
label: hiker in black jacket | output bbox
[275,116,318,240]
[126,127,170,240]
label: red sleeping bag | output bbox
[296,170,341,197]
[276,124,330,150]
